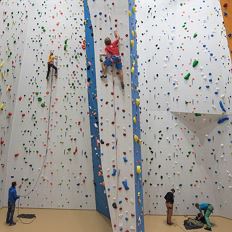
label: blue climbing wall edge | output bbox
[84,0,110,218]
[129,1,145,231]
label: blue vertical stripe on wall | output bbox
[129,1,145,231]
[84,0,110,218]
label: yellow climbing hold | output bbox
[134,135,142,144]
[0,62,4,68]
[132,6,136,13]
[135,98,140,106]
[136,165,141,174]
[133,116,137,124]
[134,135,139,142]
[131,66,135,74]
[130,40,135,47]
[0,103,4,111]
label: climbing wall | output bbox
[137,0,232,218]
[87,0,144,231]
[4,0,96,209]
[0,0,32,208]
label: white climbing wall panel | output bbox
[0,0,31,208]
[3,0,95,209]
[169,0,232,114]
[88,0,137,231]
[137,0,232,218]
[0,4,4,206]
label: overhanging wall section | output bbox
[84,0,110,217]
[137,0,232,218]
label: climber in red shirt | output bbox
[100,31,124,89]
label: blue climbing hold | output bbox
[219,101,227,112]
[217,116,229,124]
[122,180,129,190]
[112,168,117,176]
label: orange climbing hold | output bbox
[220,0,232,60]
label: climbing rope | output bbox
[20,63,55,198]
[17,58,57,223]
[17,199,36,224]
[112,76,120,227]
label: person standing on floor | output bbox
[6,181,20,226]
[164,188,175,225]
[195,202,214,231]
[46,51,58,80]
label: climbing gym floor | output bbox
[0,208,231,232]
[0,208,112,232]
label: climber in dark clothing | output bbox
[6,182,20,226]
[164,188,175,225]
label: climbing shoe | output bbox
[204,227,212,231]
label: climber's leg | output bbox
[114,56,124,89]
[51,64,58,77]
[46,63,51,80]
[101,57,112,78]
[101,62,107,78]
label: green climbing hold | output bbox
[192,60,199,68]
[8,52,12,58]
[195,113,202,117]
[64,39,68,51]
[193,33,198,38]
[41,102,45,108]
[184,73,191,80]
[38,97,42,102]
[41,26,46,32]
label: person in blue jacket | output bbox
[195,202,214,231]
[6,181,20,226]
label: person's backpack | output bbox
[184,218,204,230]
